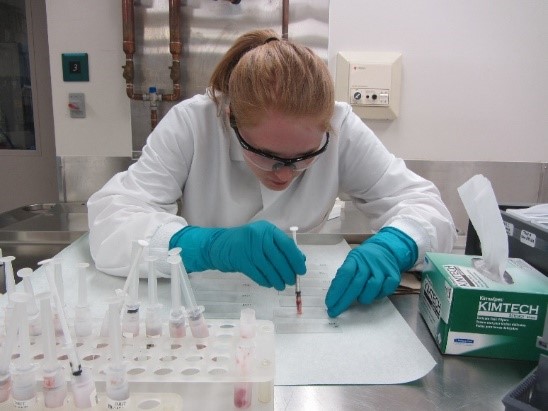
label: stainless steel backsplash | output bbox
[58,156,548,236]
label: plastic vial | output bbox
[42,367,68,408]
[11,367,37,408]
[122,304,140,337]
[169,309,187,338]
[0,375,10,403]
[74,305,93,337]
[106,365,129,409]
[70,367,98,408]
[188,308,209,338]
[145,304,163,338]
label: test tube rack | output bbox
[0,319,276,410]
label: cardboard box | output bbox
[501,209,548,276]
[419,253,548,361]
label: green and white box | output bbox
[419,253,548,361]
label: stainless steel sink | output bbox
[0,202,88,293]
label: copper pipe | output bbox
[282,0,289,40]
[122,0,143,100]
[122,0,135,56]
[121,0,182,102]
[151,108,158,130]
[162,0,182,101]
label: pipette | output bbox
[42,258,98,408]
[74,262,93,337]
[144,253,162,337]
[166,252,186,338]
[106,298,130,408]
[0,286,21,402]
[16,268,41,336]
[99,292,124,338]
[171,248,208,338]
[121,239,149,337]
[10,292,38,408]
[41,259,80,371]
[53,258,65,305]
[290,226,303,315]
[37,292,68,408]
[37,259,64,337]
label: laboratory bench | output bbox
[0,203,538,410]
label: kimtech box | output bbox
[419,253,548,361]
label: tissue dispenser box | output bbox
[419,253,548,361]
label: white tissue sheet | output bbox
[458,174,509,282]
[2,234,436,385]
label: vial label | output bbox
[107,398,129,409]
[13,397,37,408]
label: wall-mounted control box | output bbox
[335,52,402,120]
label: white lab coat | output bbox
[87,93,456,276]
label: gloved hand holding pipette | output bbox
[325,227,418,318]
[169,220,306,291]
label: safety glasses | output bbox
[230,120,329,172]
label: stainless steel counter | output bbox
[0,202,88,292]
[0,203,537,410]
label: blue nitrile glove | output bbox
[325,226,418,317]
[169,220,306,291]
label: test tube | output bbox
[167,253,186,338]
[233,308,257,409]
[233,338,255,409]
[74,262,93,337]
[106,299,130,409]
[144,253,162,337]
[290,226,303,315]
[173,250,209,338]
[239,308,256,339]
[10,292,38,408]
[37,292,68,408]
[15,267,41,336]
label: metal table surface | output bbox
[273,294,536,411]
[0,203,538,410]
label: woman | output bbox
[88,29,456,317]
